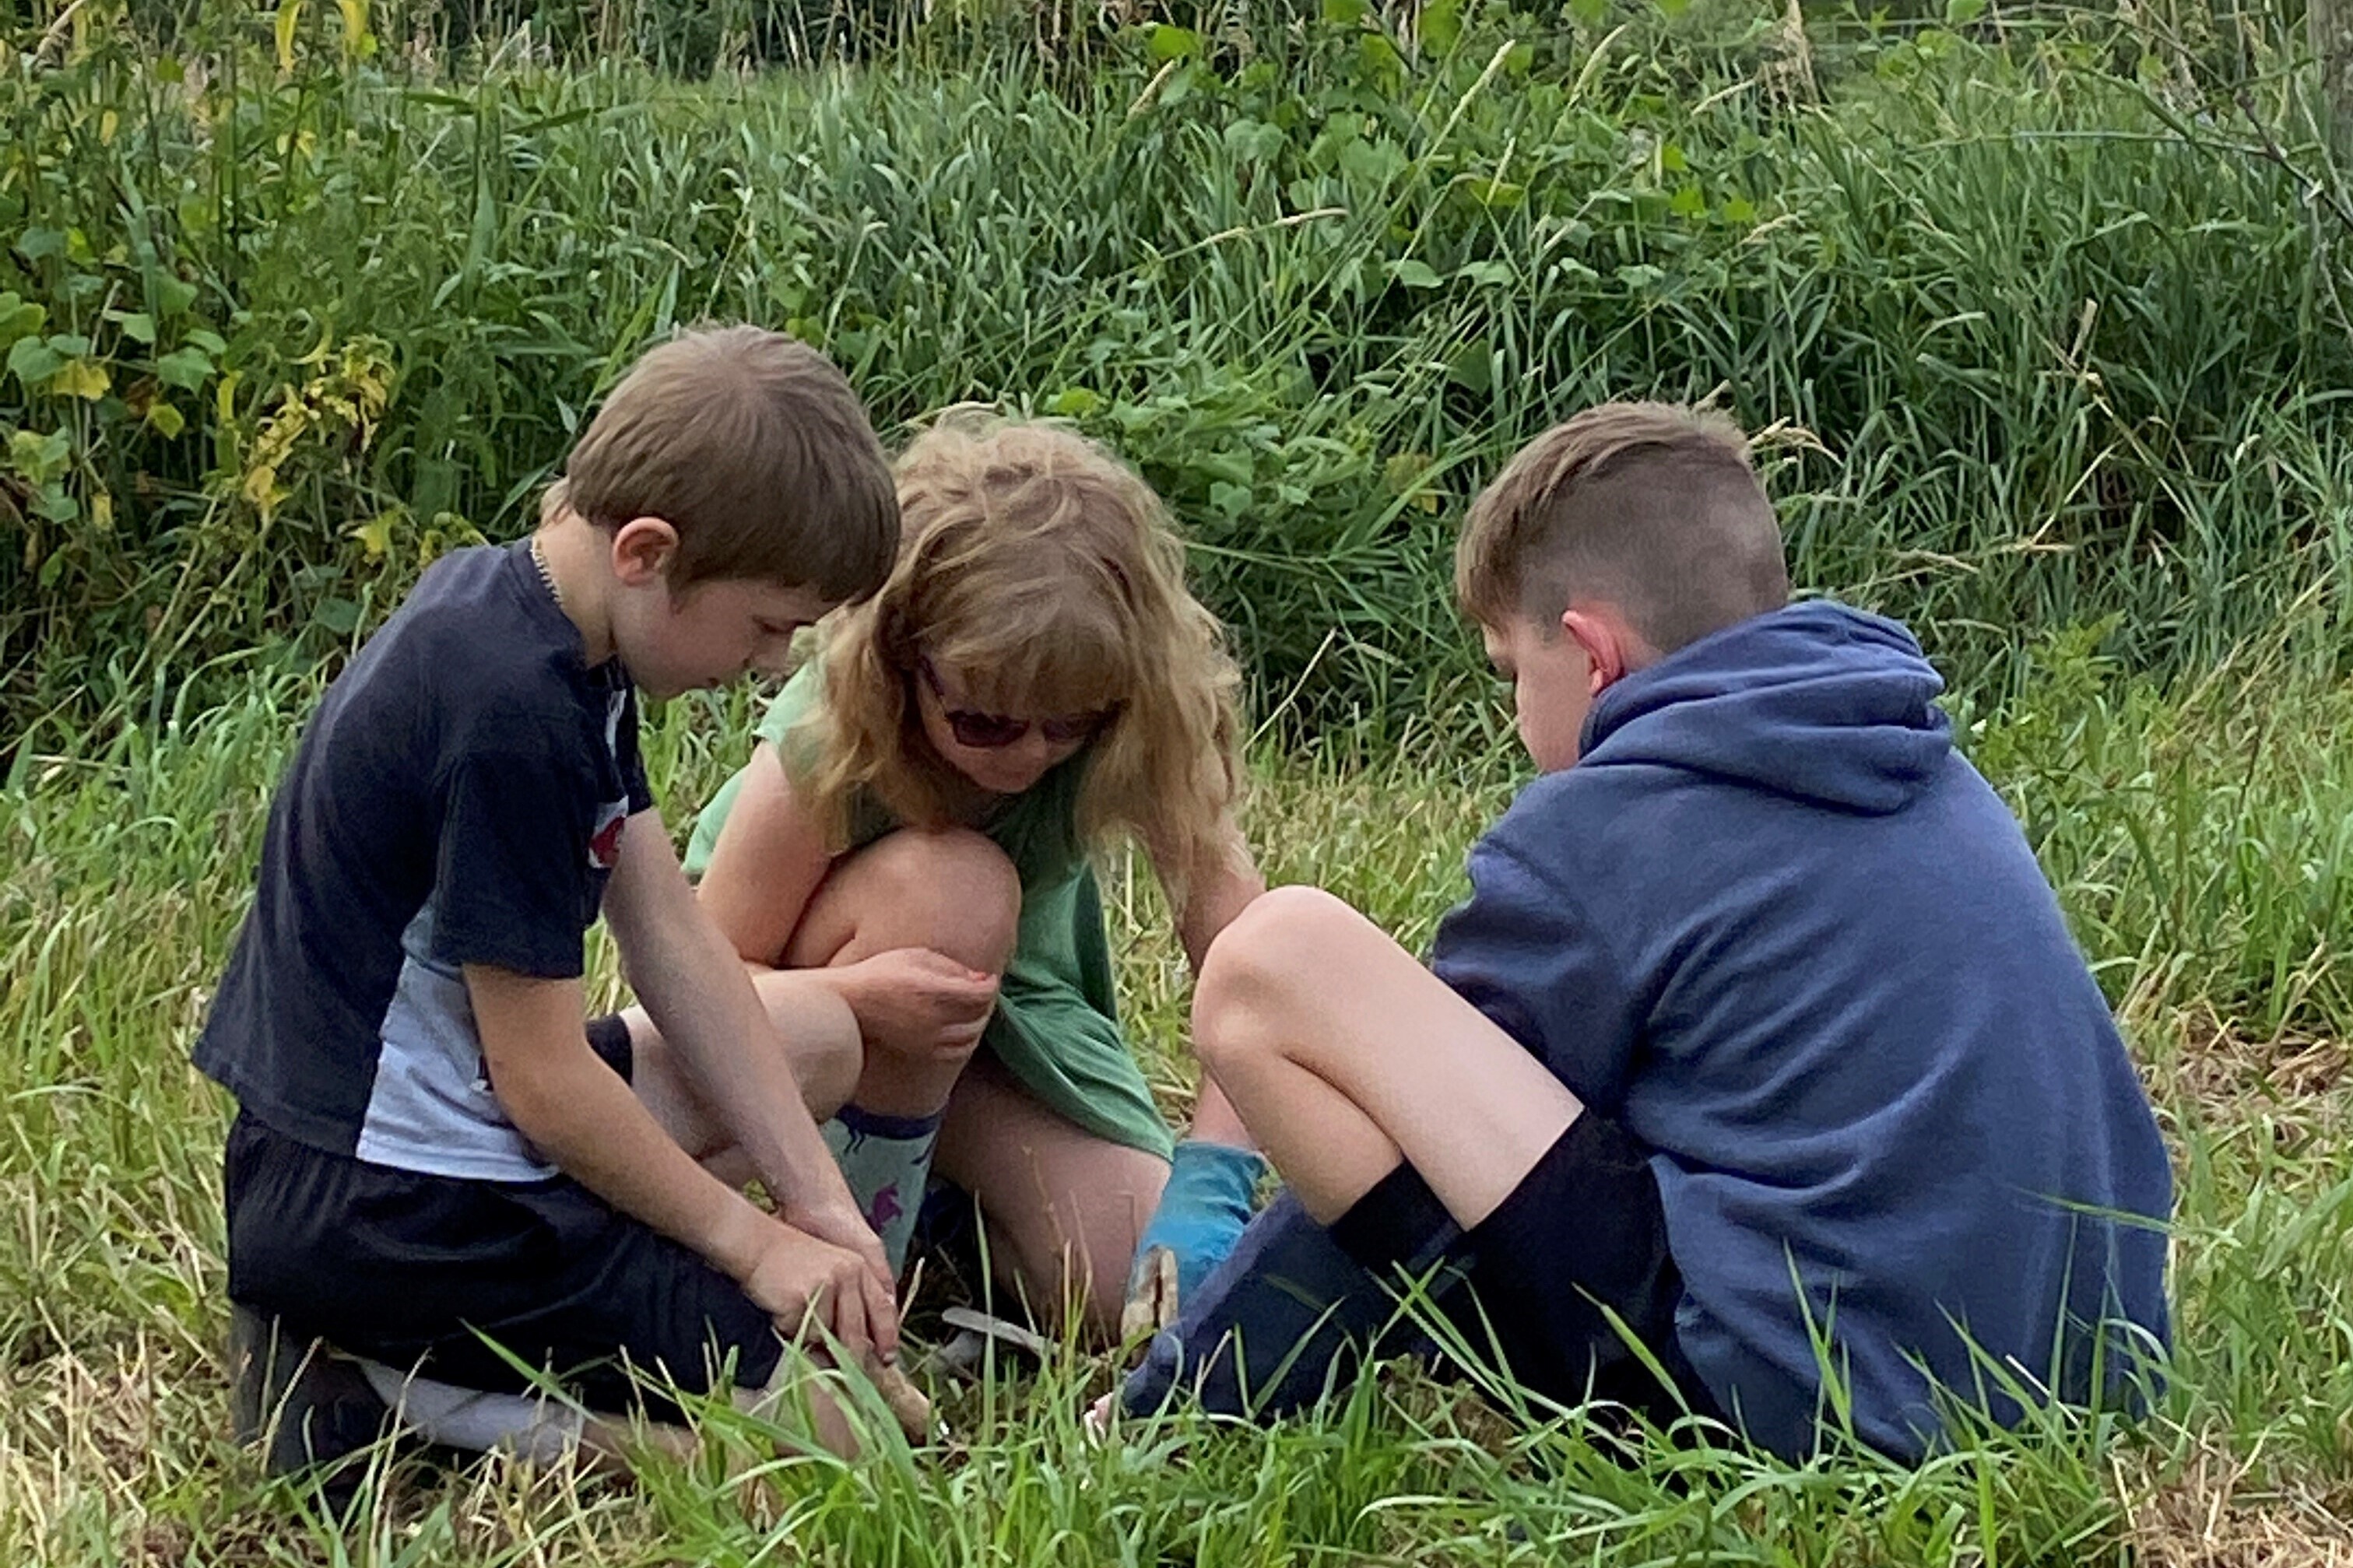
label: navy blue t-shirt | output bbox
[195,542,652,1183]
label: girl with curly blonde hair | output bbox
[658,416,1268,1335]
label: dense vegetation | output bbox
[4,1,2351,1563]
[5,0,2351,743]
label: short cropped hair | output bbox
[557,324,900,602]
[1456,402,1789,654]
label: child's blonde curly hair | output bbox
[795,414,1244,899]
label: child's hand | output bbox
[1122,1140,1268,1335]
[739,1215,901,1368]
[781,1191,898,1332]
[842,948,999,1057]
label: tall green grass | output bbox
[2,598,2348,1563]
[4,0,2351,738]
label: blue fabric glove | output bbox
[1129,1140,1270,1322]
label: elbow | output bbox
[481,1045,590,1152]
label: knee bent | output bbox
[1194,885,1357,1068]
[861,828,1022,968]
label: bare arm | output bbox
[1162,817,1269,1149]
[696,742,838,968]
[602,806,895,1303]
[466,962,895,1361]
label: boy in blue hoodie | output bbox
[1117,402,2172,1461]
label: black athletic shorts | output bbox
[1329,1109,1718,1428]
[221,1016,783,1415]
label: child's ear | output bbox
[609,517,681,588]
[1560,605,1630,692]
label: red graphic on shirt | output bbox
[588,800,627,869]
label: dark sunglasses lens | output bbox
[948,710,1029,749]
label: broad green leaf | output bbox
[1421,0,1463,54]
[9,427,72,475]
[156,276,199,317]
[1322,0,1369,23]
[8,337,65,386]
[1570,0,1607,25]
[186,328,228,356]
[111,311,157,346]
[1390,258,1443,288]
[1661,142,1688,174]
[1670,183,1707,216]
[155,347,213,391]
[314,596,362,635]
[16,227,65,262]
[0,293,44,344]
[1947,0,1986,23]
[1147,23,1202,60]
[1046,387,1102,417]
[145,401,188,439]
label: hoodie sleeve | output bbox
[1428,827,1643,1114]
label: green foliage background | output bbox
[5,0,2351,745]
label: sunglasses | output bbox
[917,658,1121,749]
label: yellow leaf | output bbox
[100,110,118,145]
[146,401,186,439]
[276,0,304,72]
[336,0,374,58]
[243,465,286,522]
[91,490,114,532]
[349,513,395,559]
[51,359,111,401]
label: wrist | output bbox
[707,1193,778,1284]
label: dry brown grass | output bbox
[2124,1440,2353,1567]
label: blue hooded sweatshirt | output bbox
[1122,600,2171,1461]
[1425,599,2172,1458]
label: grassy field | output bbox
[7,0,2353,1561]
[4,596,2352,1566]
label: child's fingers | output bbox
[824,1268,874,1366]
[861,1265,901,1364]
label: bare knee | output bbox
[824,828,1022,976]
[1194,886,1364,1075]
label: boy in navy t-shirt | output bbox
[199,326,906,1468]
[1119,402,2172,1461]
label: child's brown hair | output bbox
[1457,402,1789,654]
[799,415,1243,899]
[553,324,900,602]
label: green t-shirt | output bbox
[685,663,1173,1159]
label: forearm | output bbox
[634,914,851,1215]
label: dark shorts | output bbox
[222,1017,782,1416]
[1125,1110,1716,1431]
[1333,1110,1712,1423]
